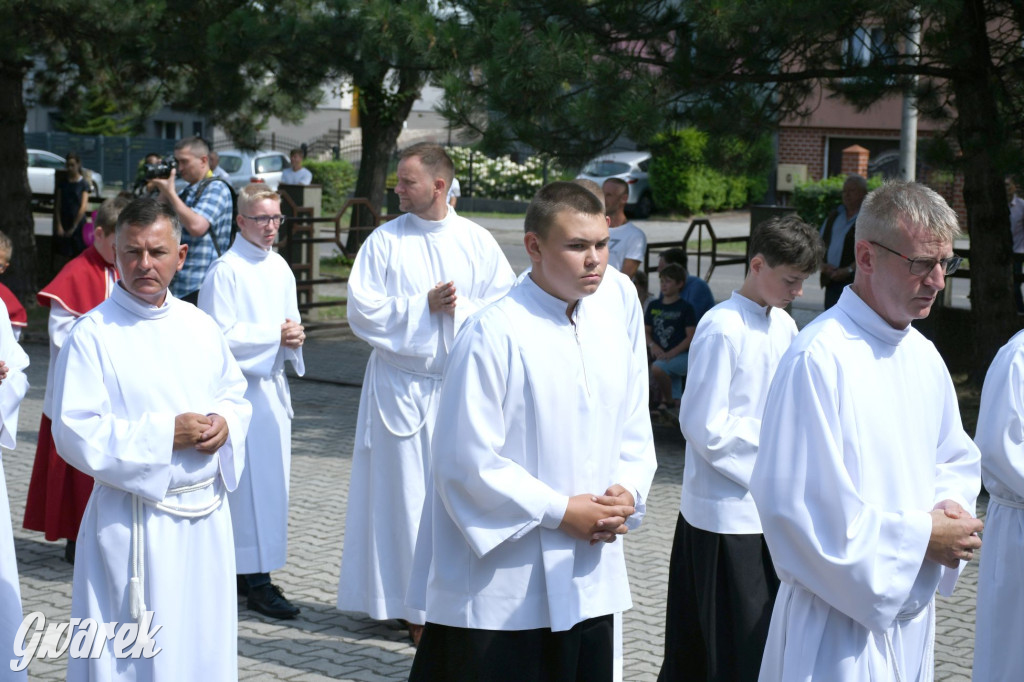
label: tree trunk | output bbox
[950,0,1019,384]
[346,69,427,254]
[0,61,37,301]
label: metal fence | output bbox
[25,132,177,192]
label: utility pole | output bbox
[899,7,921,181]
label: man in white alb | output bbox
[972,329,1024,680]
[200,184,305,619]
[53,198,251,681]
[337,142,515,644]
[409,181,657,681]
[603,177,647,278]
[750,180,982,681]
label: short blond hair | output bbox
[238,183,280,214]
[0,231,11,259]
[95,194,132,236]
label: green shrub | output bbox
[649,128,772,214]
[793,174,884,227]
[305,159,357,215]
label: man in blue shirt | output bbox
[151,137,233,304]
[819,175,867,309]
[657,248,715,321]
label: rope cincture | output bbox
[128,477,224,639]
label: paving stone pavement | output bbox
[6,332,984,680]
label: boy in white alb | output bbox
[409,181,657,681]
[658,216,823,681]
[199,184,305,619]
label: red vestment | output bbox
[0,283,27,332]
[23,245,117,540]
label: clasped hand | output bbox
[559,484,636,545]
[926,499,983,568]
[428,281,457,315]
[281,319,305,349]
[173,412,229,454]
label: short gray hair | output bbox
[855,180,960,244]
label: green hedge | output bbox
[649,128,772,214]
[792,174,884,227]
[305,159,357,215]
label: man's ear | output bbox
[177,244,189,272]
[854,239,874,274]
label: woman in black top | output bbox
[56,152,91,256]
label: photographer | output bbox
[133,152,163,197]
[150,137,232,304]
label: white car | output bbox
[576,151,654,219]
[28,149,104,202]
[215,149,291,190]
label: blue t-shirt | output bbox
[645,296,697,350]
[681,275,715,322]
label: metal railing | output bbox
[277,194,381,330]
[644,218,750,281]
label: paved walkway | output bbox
[5,329,985,680]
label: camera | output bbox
[143,155,178,180]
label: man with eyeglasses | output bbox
[151,136,233,304]
[199,184,305,619]
[750,180,982,681]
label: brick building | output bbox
[777,85,965,220]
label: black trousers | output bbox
[409,614,614,682]
[658,513,779,682]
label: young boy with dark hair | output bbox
[410,181,657,681]
[645,262,697,417]
[658,215,823,682]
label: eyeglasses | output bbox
[241,214,286,226]
[869,241,962,276]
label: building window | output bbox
[155,121,183,140]
[845,26,896,69]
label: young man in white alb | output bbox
[199,183,305,619]
[409,181,657,681]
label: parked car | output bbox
[28,149,104,205]
[576,151,654,219]
[215,149,291,191]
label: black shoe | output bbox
[64,540,76,565]
[247,583,300,619]
[237,575,249,597]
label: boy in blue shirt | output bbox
[645,263,697,417]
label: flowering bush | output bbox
[448,147,568,201]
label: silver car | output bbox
[215,149,292,190]
[28,149,104,201]
[576,151,654,219]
